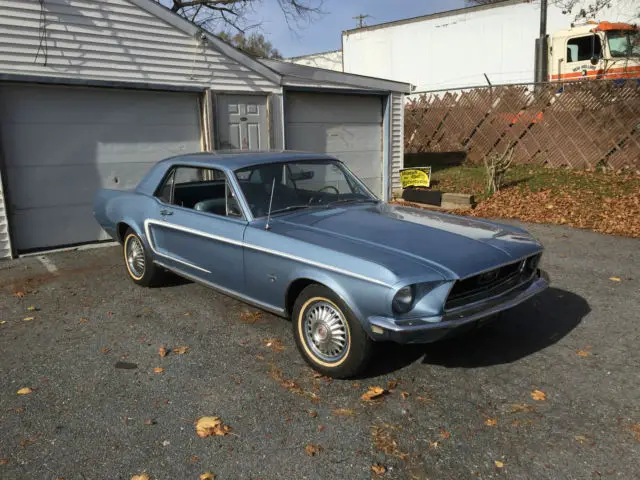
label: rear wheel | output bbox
[292,284,373,378]
[123,228,164,287]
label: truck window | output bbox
[567,35,602,62]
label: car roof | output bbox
[159,150,340,170]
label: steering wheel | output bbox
[318,185,339,194]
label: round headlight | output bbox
[392,285,414,314]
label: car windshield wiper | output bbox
[270,205,312,215]
[329,197,379,206]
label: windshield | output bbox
[607,30,640,58]
[234,159,377,218]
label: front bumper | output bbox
[367,269,550,344]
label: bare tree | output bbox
[156,0,322,32]
[216,31,283,58]
[465,0,617,21]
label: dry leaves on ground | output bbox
[0,458,9,465]
[371,425,408,460]
[79,317,89,323]
[361,386,386,402]
[333,408,356,416]
[143,419,155,425]
[268,365,319,402]
[16,387,32,395]
[494,460,505,468]
[400,391,410,400]
[239,311,262,324]
[263,338,285,352]
[26,306,39,311]
[23,317,34,322]
[195,416,232,438]
[609,277,622,282]
[439,427,451,439]
[575,435,588,444]
[531,389,547,401]
[173,345,189,355]
[153,367,164,374]
[485,418,498,426]
[371,463,386,475]
[158,347,168,357]
[631,424,640,442]
[100,348,111,354]
[511,403,536,413]
[131,474,151,480]
[305,444,322,456]
[199,473,215,480]
[387,380,398,391]
[576,350,590,357]
[13,291,25,298]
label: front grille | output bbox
[445,254,540,311]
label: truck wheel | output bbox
[123,228,163,287]
[292,284,373,379]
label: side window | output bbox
[157,166,243,218]
[567,35,601,62]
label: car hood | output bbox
[275,203,542,280]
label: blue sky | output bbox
[246,0,466,57]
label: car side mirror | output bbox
[590,55,599,65]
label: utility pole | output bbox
[353,14,371,28]
[535,0,549,83]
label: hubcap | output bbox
[303,301,349,363]
[126,236,145,279]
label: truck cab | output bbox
[548,21,639,81]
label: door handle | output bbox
[160,209,173,216]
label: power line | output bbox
[353,14,371,28]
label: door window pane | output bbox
[567,35,602,62]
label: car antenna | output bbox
[265,177,276,231]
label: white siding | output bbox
[288,51,343,72]
[0,0,279,92]
[0,168,11,259]
[390,93,404,195]
[342,0,637,92]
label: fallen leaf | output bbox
[371,463,386,475]
[576,350,590,357]
[195,416,232,438]
[630,424,640,442]
[200,473,215,480]
[351,382,361,388]
[255,354,265,360]
[12,407,25,413]
[79,317,89,323]
[0,321,6,325]
[153,367,164,374]
[131,474,151,480]
[387,380,398,391]
[187,456,199,463]
[304,444,322,456]
[23,317,34,322]
[101,348,111,354]
[239,311,262,324]
[495,460,504,468]
[308,410,318,418]
[361,386,386,402]
[143,419,155,425]
[511,403,536,413]
[400,391,410,400]
[13,291,25,298]
[439,427,451,439]
[485,418,498,426]
[609,277,621,282]
[158,347,168,357]
[184,311,192,316]
[173,345,190,355]
[531,389,547,401]
[333,408,356,416]
[0,459,8,465]
[575,435,587,444]
[263,338,285,352]
[26,306,39,311]
[371,425,408,459]
[428,441,439,448]
[16,387,33,395]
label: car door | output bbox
[146,165,247,293]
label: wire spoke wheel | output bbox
[126,235,146,279]
[303,300,349,363]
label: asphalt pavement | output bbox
[0,221,638,480]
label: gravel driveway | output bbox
[0,221,638,480]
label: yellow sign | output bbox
[399,167,431,188]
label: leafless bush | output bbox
[483,144,515,194]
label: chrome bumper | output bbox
[367,269,550,344]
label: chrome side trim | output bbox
[143,220,212,274]
[154,259,286,316]
[144,219,391,288]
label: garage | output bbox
[0,84,201,252]
[284,92,384,195]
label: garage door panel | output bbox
[0,84,201,252]
[285,92,382,124]
[10,206,111,251]
[285,124,382,153]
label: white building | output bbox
[342,0,637,92]
[0,0,409,258]
[287,50,343,71]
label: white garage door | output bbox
[0,84,201,252]
[284,92,383,195]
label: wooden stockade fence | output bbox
[405,79,640,170]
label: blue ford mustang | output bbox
[94,151,549,378]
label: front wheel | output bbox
[123,228,164,287]
[292,284,373,378]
